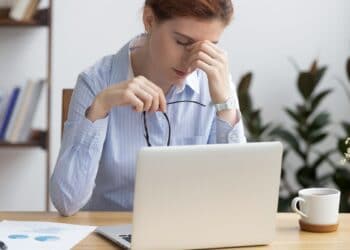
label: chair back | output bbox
[62,89,73,136]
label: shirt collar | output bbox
[174,70,200,95]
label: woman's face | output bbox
[145,11,226,86]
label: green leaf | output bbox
[274,129,299,150]
[310,60,318,74]
[298,72,315,99]
[237,72,253,113]
[250,110,262,131]
[313,66,327,85]
[341,122,350,135]
[338,138,348,155]
[309,132,328,144]
[296,105,312,120]
[310,150,335,169]
[245,112,263,140]
[296,125,308,141]
[251,109,260,120]
[347,57,350,82]
[285,108,302,123]
[259,122,272,135]
[318,174,334,186]
[268,125,282,138]
[272,128,305,159]
[282,149,289,163]
[297,166,317,188]
[239,93,252,114]
[309,112,330,131]
[237,72,253,94]
[310,89,332,110]
[333,168,350,190]
[278,196,295,212]
[339,194,350,212]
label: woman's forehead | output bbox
[161,17,225,41]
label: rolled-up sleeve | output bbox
[208,74,247,144]
[215,113,247,143]
[50,70,109,216]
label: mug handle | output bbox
[291,197,308,217]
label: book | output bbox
[9,0,40,21]
[16,79,44,142]
[0,91,8,130]
[23,0,40,20]
[0,87,20,140]
[5,80,33,142]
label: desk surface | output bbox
[0,212,349,250]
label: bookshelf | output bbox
[0,129,46,148]
[0,1,52,211]
[0,8,49,26]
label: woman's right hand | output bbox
[86,76,167,122]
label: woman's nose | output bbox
[181,52,191,69]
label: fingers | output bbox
[139,76,167,112]
[127,76,167,113]
[187,41,226,66]
[123,89,144,112]
[203,41,226,57]
[131,85,153,111]
[187,50,218,69]
[193,59,212,73]
[185,41,229,80]
[186,49,221,78]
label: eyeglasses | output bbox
[142,100,206,147]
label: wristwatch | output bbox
[214,96,236,112]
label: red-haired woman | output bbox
[51,0,246,216]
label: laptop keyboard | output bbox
[120,234,132,243]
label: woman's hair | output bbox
[144,0,234,26]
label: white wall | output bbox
[1,0,349,210]
[226,0,350,189]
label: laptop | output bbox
[96,142,283,250]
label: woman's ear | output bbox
[143,6,156,33]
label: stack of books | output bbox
[0,79,45,143]
[9,0,40,21]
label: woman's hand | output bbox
[86,76,167,122]
[186,40,230,104]
[186,41,239,125]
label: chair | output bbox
[61,89,73,136]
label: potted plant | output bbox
[332,57,350,212]
[237,72,292,211]
[273,60,335,209]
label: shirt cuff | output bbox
[216,110,246,143]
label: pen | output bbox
[0,240,7,250]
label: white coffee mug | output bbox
[291,188,340,225]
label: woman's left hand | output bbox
[186,40,230,104]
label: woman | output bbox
[51,0,246,216]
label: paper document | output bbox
[0,220,96,250]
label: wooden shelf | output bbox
[0,130,47,149]
[0,8,49,27]
[0,0,52,211]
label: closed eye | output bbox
[176,40,192,47]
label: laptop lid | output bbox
[131,142,283,250]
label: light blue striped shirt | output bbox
[50,35,246,216]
